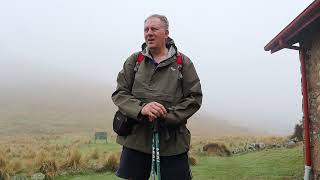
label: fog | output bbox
[0,0,314,135]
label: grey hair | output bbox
[144,14,169,31]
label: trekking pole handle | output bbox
[153,118,159,133]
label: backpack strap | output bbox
[176,52,182,65]
[137,52,145,64]
[134,52,145,72]
[176,52,183,79]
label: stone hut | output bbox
[265,1,320,179]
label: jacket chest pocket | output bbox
[152,65,182,95]
[132,63,183,104]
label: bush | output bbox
[203,143,231,156]
[291,123,303,141]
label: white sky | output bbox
[0,0,315,134]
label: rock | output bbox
[11,176,27,180]
[258,143,266,149]
[276,143,282,148]
[286,140,297,148]
[31,173,45,180]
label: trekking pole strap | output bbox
[155,132,161,180]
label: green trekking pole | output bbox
[150,119,161,180]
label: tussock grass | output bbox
[0,152,23,179]
[60,149,82,170]
[35,149,50,168]
[7,160,23,174]
[0,153,10,180]
[0,153,7,168]
[90,148,99,160]
[39,159,58,178]
[95,153,119,172]
[188,155,197,166]
[22,149,36,159]
[203,143,231,156]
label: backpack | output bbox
[113,51,183,136]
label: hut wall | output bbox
[304,30,320,179]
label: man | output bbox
[112,14,202,180]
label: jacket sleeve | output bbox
[111,53,145,120]
[164,55,203,127]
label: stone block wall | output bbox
[304,30,320,179]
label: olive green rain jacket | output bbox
[111,38,202,156]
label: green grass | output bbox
[57,171,120,180]
[78,140,121,155]
[192,147,303,180]
[57,146,303,180]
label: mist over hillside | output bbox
[0,60,258,137]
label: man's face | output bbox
[144,17,168,50]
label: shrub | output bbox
[291,123,303,141]
[203,143,231,156]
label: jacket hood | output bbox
[141,37,178,52]
[141,37,178,59]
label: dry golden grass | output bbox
[22,149,36,159]
[95,153,119,172]
[203,143,231,156]
[0,153,9,179]
[60,148,82,170]
[35,149,50,168]
[0,152,23,179]
[39,159,58,178]
[0,153,7,168]
[188,155,197,166]
[7,160,23,174]
[90,148,99,160]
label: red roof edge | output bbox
[264,0,320,53]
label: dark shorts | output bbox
[116,146,192,180]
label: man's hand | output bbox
[141,102,167,122]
